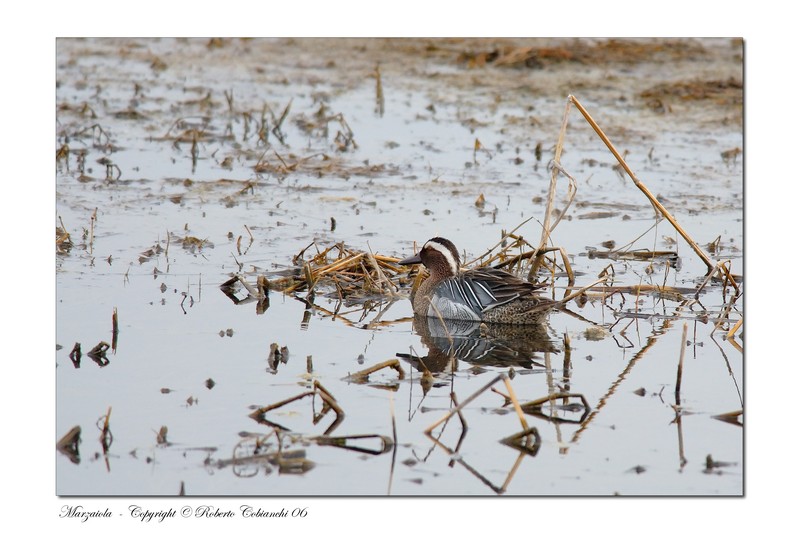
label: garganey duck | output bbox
[398,237,555,325]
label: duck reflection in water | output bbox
[399,314,560,373]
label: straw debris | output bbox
[225,240,410,304]
[57,426,82,464]
[345,359,406,384]
[249,380,345,435]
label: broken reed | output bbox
[249,379,345,435]
[111,307,119,352]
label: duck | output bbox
[398,237,556,325]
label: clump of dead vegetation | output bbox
[282,240,405,298]
[640,78,743,112]
[56,220,73,255]
[221,240,413,324]
[457,38,709,69]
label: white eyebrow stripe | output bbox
[424,240,459,275]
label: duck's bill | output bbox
[398,252,422,266]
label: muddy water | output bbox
[56,38,742,496]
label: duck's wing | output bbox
[461,268,546,311]
[433,267,545,317]
[429,276,486,321]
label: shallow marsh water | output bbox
[56,38,743,496]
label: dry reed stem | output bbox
[303,263,316,292]
[525,101,577,280]
[555,247,575,285]
[100,406,112,433]
[99,406,113,455]
[248,382,344,435]
[375,64,385,116]
[521,391,590,425]
[712,300,738,336]
[249,391,315,419]
[726,317,743,339]
[312,380,344,434]
[364,301,404,330]
[557,277,608,307]
[542,161,578,237]
[598,284,691,301]
[111,307,119,352]
[89,207,97,255]
[490,386,511,404]
[695,260,740,299]
[450,392,468,430]
[676,322,688,398]
[223,274,262,299]
[424,374,505,435]
[486,245,575,286]
[426,296,453,344]
[471,232,579,289]
[425,431,506,494]
[366,248,398,297]
[347,359,406,383]
[293,240,318,262]
[312,433,393,455]
[301,301,358,327]
[499,426,542,456]
[464,219,538,268]
[273,99,292,137]
[590,249,678,262]
[470,235,526,268]
[536,94,572,258]
[314,252,365,277]
[502,376,529,432]
[521,392,590,413]
[359,258,380,292]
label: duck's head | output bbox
[398,237,461,279]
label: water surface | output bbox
[56,37,743,496]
